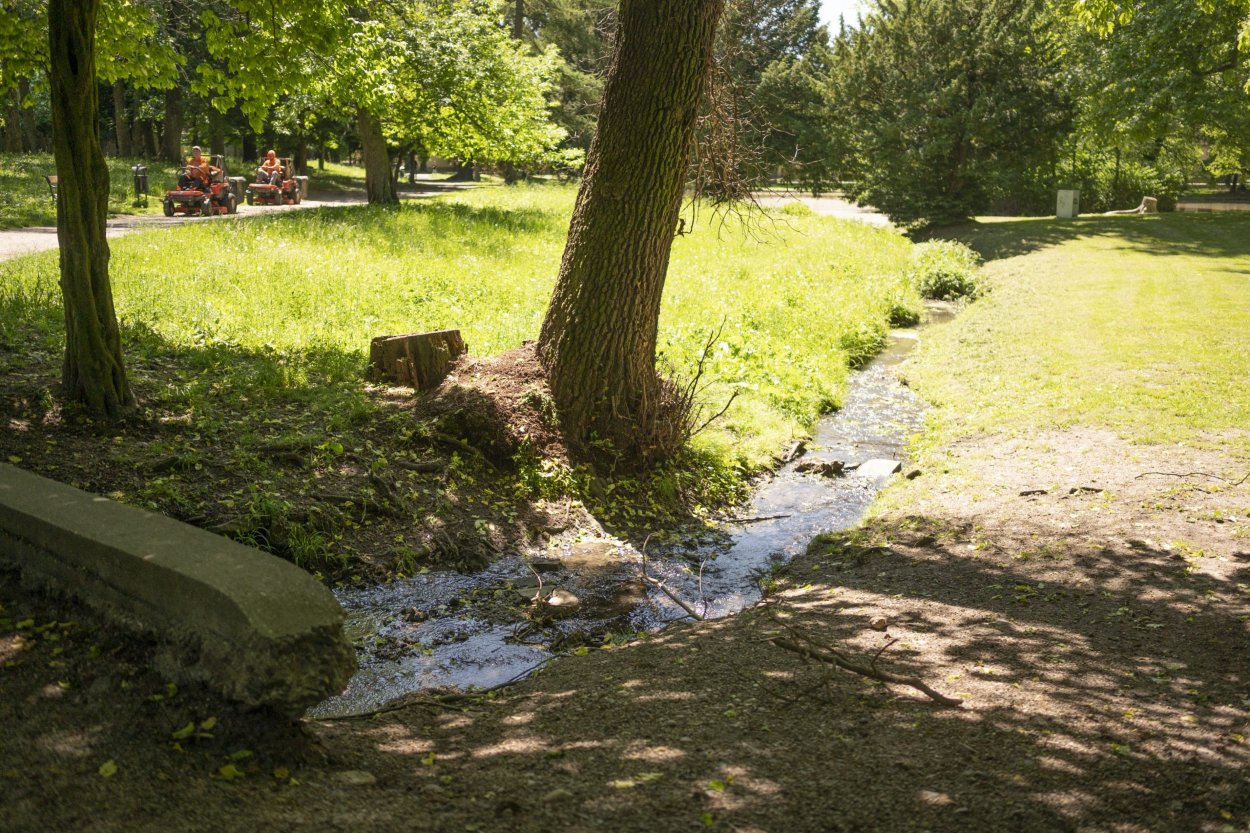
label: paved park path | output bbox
[0,189,888,264]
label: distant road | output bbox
[0,181,475,264]
[1,186,890,264]
[753,192,892,228]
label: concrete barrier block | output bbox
[0,464,355,715]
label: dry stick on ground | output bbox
[767,613,962,708]
[1136,470,1250,486]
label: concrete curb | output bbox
[0,464,355,715]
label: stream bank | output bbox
[310,302,955,718]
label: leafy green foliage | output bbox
[910,241,981,300]
[831,0,1072,228]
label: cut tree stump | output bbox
[369,329,466,391]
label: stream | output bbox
[308,306,950,718]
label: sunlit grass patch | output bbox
[904,213,1250,455]
[0,152,183,229]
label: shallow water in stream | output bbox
[308,308,950,718]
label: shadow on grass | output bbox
[935,212,1250,264]
[0,284,721,580]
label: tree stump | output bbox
[369,330,466,391]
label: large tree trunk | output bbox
[112,81,132,156]
[49,0,135,418]
[162,86,183,164]
[357,106,397,205]
[536,0,723,468]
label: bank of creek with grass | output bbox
[0,184,932,581]
[4,189,1250,831]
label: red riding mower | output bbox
[162,154,238,217]
[245,157,302,206]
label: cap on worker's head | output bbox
[191,145,202,153]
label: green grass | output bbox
[303,160,367,194]
[903,213,1250,454]
[0,183,918,469]
[0,153,182,229]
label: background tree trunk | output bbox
[537,0,724,468]
[139,118,157,157]
[3,90,21,152]
[49,0,135,418]
[208,106,226,156]
[112,81,133,156]
[357,107,397,205]
[162,87,183,164]
[18,79,39,150]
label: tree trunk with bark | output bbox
[112,81,132,156]
[49,0,135,418]
[369,330,467,391]
[357,106,397,205]
[241,127,257,165]
[162,87,183,164]
[537,0,724,468]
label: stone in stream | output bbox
[856,459,902,481]
[542,588,581,611]
[794,459,846,478]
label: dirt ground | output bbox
[3,421,1248,832]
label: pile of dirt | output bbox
[414,343,569,468]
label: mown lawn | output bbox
[904,212,1250,456]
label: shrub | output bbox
[910,240,981,300]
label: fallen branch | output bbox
[766,613,962,707]
[771,637,962,707]
[728,513,792,525]
[639,538,707,621]
[1135,471,1250,486]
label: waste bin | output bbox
[131,165,148,206]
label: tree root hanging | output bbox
[768,616,962,708]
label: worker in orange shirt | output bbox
[257,150,283,184]
[177,146,218,192]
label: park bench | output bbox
[45,174,58,204]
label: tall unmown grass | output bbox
[0,184,918,469]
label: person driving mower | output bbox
[177,146,219,192]
[256,150,283,184]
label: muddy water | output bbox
[308,307,951,718]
